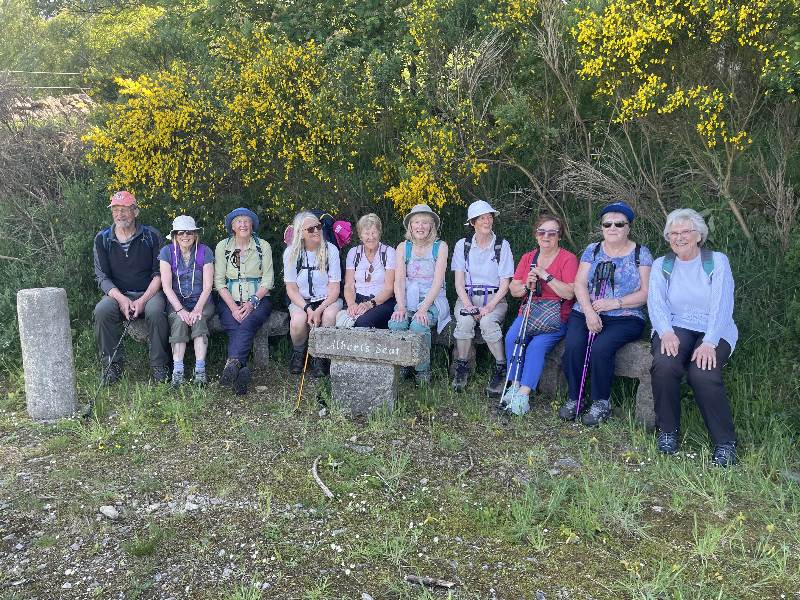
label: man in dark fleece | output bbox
[93,191,169,384]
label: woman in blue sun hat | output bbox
[558,200,653,426]
[214,208,274,395]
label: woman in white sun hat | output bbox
[158,215,215,386]
[450,200,514,395]
[389,203,451,385]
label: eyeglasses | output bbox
[602,221,629,228]
[305,224,322,233]
[175,230,195,236]
[111,206,135,214]
[536,229,559,237]
[365,263,374,283]
[667,229,697,240]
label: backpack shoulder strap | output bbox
[661,251,677,283]
[463,234,473,268]
[700,246,714,280]
[634,243,641,268]
[592,242,602,260]
[404,240,412,264]
[433,239,441,259]
[353,245,363,271]
[380,244,387,268]
[494,238,503,263]
[100,227,113,254]
[252,235,263,270]
[196,244,205,270]
[531,249,540,267]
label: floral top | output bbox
[572,242,653,320]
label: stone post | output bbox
[16,287,77,421]
[308,328,428,417]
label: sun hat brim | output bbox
[403,204,441,230]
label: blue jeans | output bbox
[504,315,567,391]
[388,305,439,373]
[562,310,644,402]
[217,296,273,364]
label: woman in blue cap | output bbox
[558,201,653,426]
[214,208,274,395]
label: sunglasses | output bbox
[536,229,559,237]
[602,221,629,228]
[305,224,323,233]
[365,263,374,283]
[175,230,196,236]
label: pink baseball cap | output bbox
[108,191,137,208]
[333,221,352,247]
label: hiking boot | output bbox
[152,365,170,384]
[485,362,507,398]
[220,358,241,387]
[233,366,251,396]
[290,348,306,375]
[400,366,415,381]
[100,361,123,386]
[309,357,326,379]
[451,359,470,392]
[581,399,611,427]
[712,442,737,467]
[414,370,432,387]
[657,430,680,455]
[558,398,578,421]
[171,369,185,388]
[193,370,207,386]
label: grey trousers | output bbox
[93,292,170,368]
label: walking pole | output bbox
[295,322,316,412]
[500,262,538,408]
[574,262,614,418]
[87,315,135,417]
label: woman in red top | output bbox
[501,214,579,414]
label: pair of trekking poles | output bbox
[500,261,615,416]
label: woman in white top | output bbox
[388,204,451,385]
[451,200,514,395]
[284,211,343,378]
[648,208,738,466]
[337,213,396,329]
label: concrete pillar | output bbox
[16,287,77,421]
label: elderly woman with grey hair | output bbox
[648,208,738,467]
[337,213,396,329]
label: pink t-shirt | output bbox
[513,247,579,322]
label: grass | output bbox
[1,325,799,598]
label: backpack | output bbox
[463,233,504,272]
[224,235,263,270]
[590,241,640,292]
[169,243,206,275]
[353,244,388,271]
[404,239,441,264]
[662,247,714,284]
[284,210,352,251]
[100,225,158,254]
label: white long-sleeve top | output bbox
[648,251,738,352]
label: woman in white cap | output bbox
[284,211,343,378]
[389,204,451,385]
[451,200,514,395]
[214,208,274,395]
[159,216,215,386]
[337,213,396,329]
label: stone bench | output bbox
[539,339,655,430]
[308,327,428,417]
[128,309,290,369]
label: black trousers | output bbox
[350,293,395,329]
[650,328,735,444]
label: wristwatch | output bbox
[370,299,377,308]
[544,273,554,283]
[248,295,260,309]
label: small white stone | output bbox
[62,582,72,589]
[184,502,199,512]
[99,506,119,520]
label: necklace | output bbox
[176,244,197,299]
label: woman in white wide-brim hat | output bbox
[159,215,215,386]
[388,204,451,385]
[450,200,514,395]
